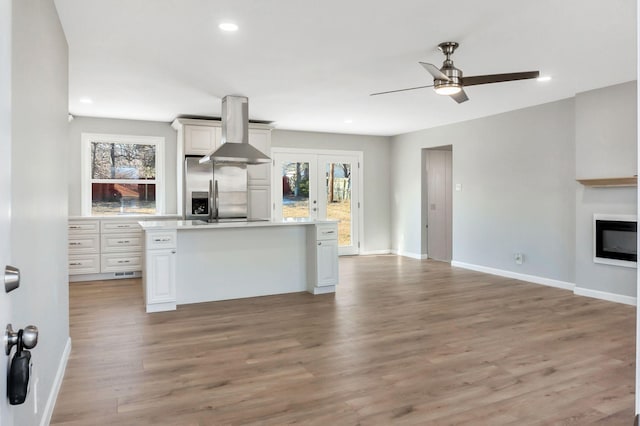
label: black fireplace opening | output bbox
[595,219,637,263]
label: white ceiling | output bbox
[53,0,637,136]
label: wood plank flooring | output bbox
[51,256,635,425]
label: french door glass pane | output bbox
[326,162,351,246]
[281,161,310,218]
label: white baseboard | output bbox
[311,285,336,295]
[359,249,391,256]
[450,261,575,291]
[450,261,636,306]
[41,337,72,426]
[391,250,428,260]
[69,271,141,282]
[574,287,637,306]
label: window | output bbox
[81,133,165,216]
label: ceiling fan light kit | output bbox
[434,85,461,95]
[371,41,540,103]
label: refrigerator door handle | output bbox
[210,179,219,220]
[215,180,219,219]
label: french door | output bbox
[273,149,361,256]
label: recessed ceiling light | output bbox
[219,22,238,32]
[344,119,353,124]
[79,97,93,104]
[537,76,552,82]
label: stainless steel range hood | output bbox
[199,95,270,165]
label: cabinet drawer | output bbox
[68,220,100,234]
[146,231,177,249]
[101,253,142,273]
[68,255,100,275]
[316,224,338,240]
[69,235,100,254]
[101,221,141,233]
[101,233,143,253]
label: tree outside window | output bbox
[82,134,164,216]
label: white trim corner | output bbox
[573,287,637,306]
[41,337,71,426]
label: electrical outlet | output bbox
[514,253,524,265]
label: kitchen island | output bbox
[139,219,339,313]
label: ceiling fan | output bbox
[370,42,540,103]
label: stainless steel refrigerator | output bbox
[184,157,248,220]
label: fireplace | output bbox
[593,214,637,268]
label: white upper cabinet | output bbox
[172,118,222,156]
[248,128,271,186]
[184,125,221,156]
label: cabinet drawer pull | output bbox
[116,225,130,228]
[117,240,131,244]
[154,237,171,242]
[69,226,81,229]
[69,262,82,266]
[117,260,130,264]
[324,230,335,234]
[69,242,81,246]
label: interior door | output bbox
[426,149,452,262]
[317,155,360,256]
[1,0,14,422]
[273,153,318,220]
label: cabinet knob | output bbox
[171,250,176,254]
[318,242,322,246]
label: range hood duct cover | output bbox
[200,95,270,165]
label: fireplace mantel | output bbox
[576,176,637,187]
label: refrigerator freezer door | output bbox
[184,157,213,220]
[214,164,248,218]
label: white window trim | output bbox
[81,133,165,216]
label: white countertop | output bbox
[139,218,338,230]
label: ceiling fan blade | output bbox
[419,62,450,81]
[450,89,469,103]
[461,71,540,87]
[370,84,434,96]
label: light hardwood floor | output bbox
[51,256,635,425]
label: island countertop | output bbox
[138,218,337,230]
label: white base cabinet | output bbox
[68,217,175,281]
[316,239,339,286]
[143,230,177,312]
[68,220,100,274]
[307,223,339,294]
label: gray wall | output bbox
[575,82,637,297]
[391,99,577,283]
[272,129,392,253]
[11,1,69,423]
[68,117,178,216]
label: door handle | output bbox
[4,324,38,355]
[4,265,20,293]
